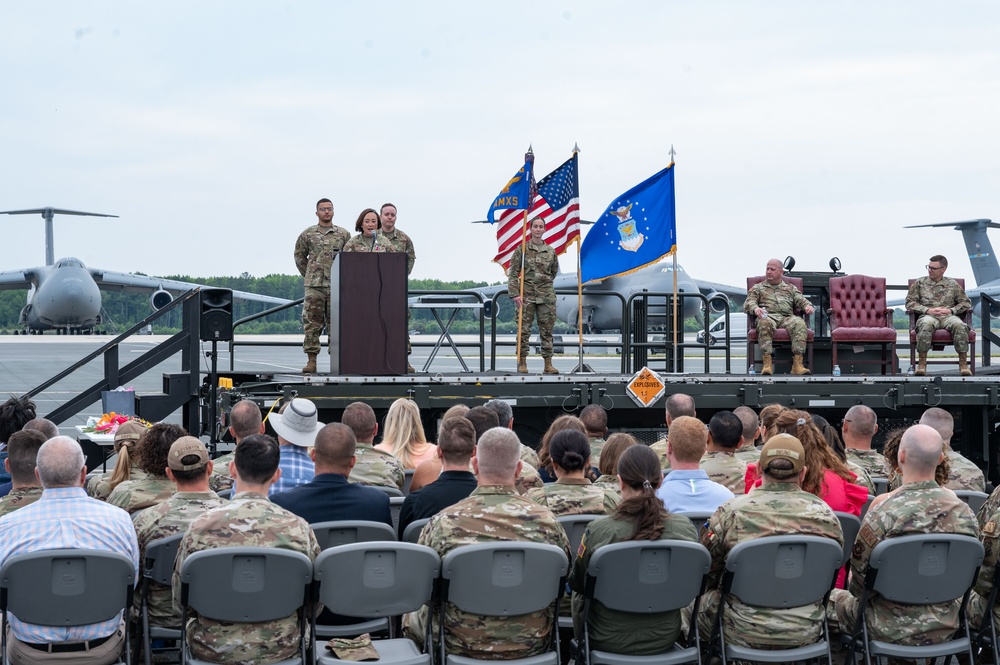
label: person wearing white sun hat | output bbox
[267,398,325,496]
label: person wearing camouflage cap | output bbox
[695,433,843,650]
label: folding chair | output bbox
[972,558,1000,664]
[954,490,990,515]
[402,517,431,544]
[310,520,396,550]
[141,533,184,665]
[841,533,983,665]
[375,485,406,498]
[555,515,603,630]
[178,547,313,665]
[834,512,863,589]
[0,548,135,665]
[870,477,888,496]
[439,542,569,665]
[675,512,713,536]
[390,496,406,534]
[576,540,711,665]
[708,535,842,664]
[313,542,440,665]
[403,469,415,495]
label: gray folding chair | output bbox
[375,485,406,498]
[955,490,990,515]
[390,496,406,534]
[403,469,415,495]
[402,517,431,544]
[676,512,713,536]
[141,533,184,665]
[577,540,712,665]
[861,495,876,519]
[178,547,313,665]
[0,548,135,665]
[439,542,569,665]
[834,512,863,588]
[313,542,440,665]
[871,477,889,496]
[841,533,984,665]
[555,515,603,630]
[709,535,843,665]
[310,520,397,550]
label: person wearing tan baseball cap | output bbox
[758,433,806,481]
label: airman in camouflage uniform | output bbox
[107,476,176,515]
[733,406,762,464]
[508,217,560,375]
[208,452,234,492]
[696,434,844,649]
[405,428,571,659]
[969,503,1000,636]
[519,443,541,468]
[350,441,405,491]
[744,258,815,375]
[905,254,973,375]
[829,424,979,647]
[342,231,389,253]
[650,438,670,471]
[516,460,545,494]
[294,198,351,374]
[846,448,890,479]
[978,485,1000,530]
[0,486,41,518]
[380,203,417,370]
[699,451,747,495]
[89,467,148,500]
[845,459,876,494]
[525,477,620,515]
[944,448,986,491]
[733,443,760,464]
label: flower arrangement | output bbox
[83,413,151,434]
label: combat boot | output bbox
[761,354,773,376]
[302,353,317,374]
[543,358,559,375]
[915,354,927,376]
[791,354,811,376]
[517,356,528,374]
[407,362,415,373]
[959,352,972,377]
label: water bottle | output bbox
[748,363,756,376]
[907,365,915,377]
[760,307,768,319]
[832,365,841,377]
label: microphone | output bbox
[370,229,376,252]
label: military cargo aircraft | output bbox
[906,219,1000,317]
[0,207,291,333]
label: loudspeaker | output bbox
[200,288,233,341]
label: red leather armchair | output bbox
[746,276,814,373]
[828,275,897,375]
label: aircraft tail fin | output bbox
[0,207,118,267]
[905,219,1000,287]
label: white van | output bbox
[696,315,748,346]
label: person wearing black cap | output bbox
[695,433,843,651]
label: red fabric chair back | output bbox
[829,275,888,328]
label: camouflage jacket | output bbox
[945,448,985,492]
[515,461,545,494]
[342,231,390,253]
[107,476,176,515]
[294,223,351,287]
[0,486,42,518]
[588,436,606,468]
[89,466,149,501]
[650,439,670,471]
[971,505,1000,631]
[416,485,571,660]
[208,452,235,493]
[846,448,890,479]
[734,443,760,464]
[979,485,1000,530]
[507,241,558,305]
[381,227,416,274]
[699,451,748,494]
[350,442,405,490]
[132,491,226,628]
[701,482,844,648]
[173,492,320,665]
[592,474,621,496]
[905,276,972,316]
[520,444,541,469]
[524,477,619,516]
[849,480,977,645]
[845,460,876,495]
[744,280,811,319]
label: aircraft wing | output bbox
[694,279,746,299]
[0,268,40,290]
[90,269,293,306]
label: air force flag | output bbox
[580,164,677,283]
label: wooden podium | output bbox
[329,252,407,375]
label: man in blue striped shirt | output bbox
[0,436,139,665]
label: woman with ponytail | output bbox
[88,420,149,500]
[569,445,698,654]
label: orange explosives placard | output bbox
[626,367,665,407]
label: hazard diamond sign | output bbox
[626,367,666,407]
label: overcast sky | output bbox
[3,1,999,293]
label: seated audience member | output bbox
[649,393,697,469]
[268,398,324,495]
[732,406,762,463]
[397,417,478,538]
[701,411,748,494]
[108,423,186,514]
[375,398,438,470]
[536,415,588,483]
[813,413,875,495]
[1,417,61,497]
[829,424,978,647]
[209,399,264,493]
[88,419,148,500]
[881,426,950,496]
[0,430,46,517]
[656,416,733,514]
[697,434,843,650]
[758,403,784,441]
[132,436,224,629]
[971,489,1000,637]
[410,406,497,492]
[579,404,609,467]
[173,434,320,665]
[593,433,638,493]
[0,436,139,665]
[840,405,889,478]
[525,430,619,515]
[405,427,571,659]
[0,395,37,486]
[921,406,985,491]
[571,445,698,654]
[341,401,404,491]
[271,423,391,526]
[483,398,541,466]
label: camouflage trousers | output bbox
[688,589,825,650]
[827,588,962,647]
[517,301,556,359]
[915,314,969,354]
[302,286,330,355]
[755,314,808,356]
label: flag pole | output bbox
[669,147,679,373]
[569,143,593,374]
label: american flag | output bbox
[492,153,580,270]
